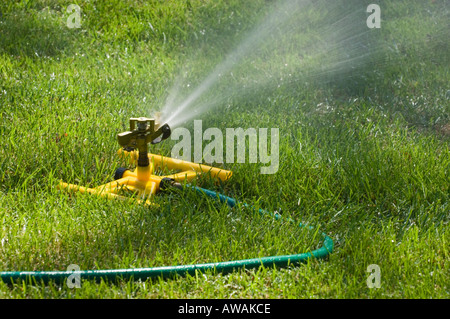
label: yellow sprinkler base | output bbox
[58,117,232,206]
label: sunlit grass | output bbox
[0,0,448,298]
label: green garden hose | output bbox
[0,185,334,284]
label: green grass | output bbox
[0,0,449,298]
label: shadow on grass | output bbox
[0,8,79,58]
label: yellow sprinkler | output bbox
[58,117,232,206]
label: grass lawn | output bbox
[0,0,448,299]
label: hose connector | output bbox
[159,177,183,191]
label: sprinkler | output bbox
[0,116,333,284]
[58,116,232,205]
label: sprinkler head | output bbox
[117,117,171,150]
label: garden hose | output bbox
[0,185,334,285]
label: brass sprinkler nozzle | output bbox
[117,117,171,166]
